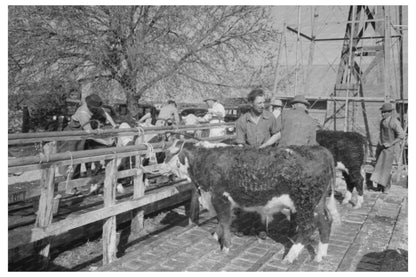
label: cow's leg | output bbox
[351,168,364,209]
[314,199,332,262]
[284,240,305,263]
[342,171,353,205]
[211,195,233,252]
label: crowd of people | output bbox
[59,89,406,194]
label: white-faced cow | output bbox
[316,130,367,209]
[165,141,340,263]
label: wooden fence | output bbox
[8,123,236,268]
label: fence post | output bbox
[130,135,145,236]
[34,141,57,268]
[102,159,117,265]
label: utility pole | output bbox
[305,7,318,97]
[383,6,392,103]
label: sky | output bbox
[270,6,408,66]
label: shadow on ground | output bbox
[230,209,311,260]
[356,249,408,271]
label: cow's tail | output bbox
[327,155,341,226]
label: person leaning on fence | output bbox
[57,94,117,179]
[370,103,405,193]
[197,97,226,137]
[275,95,319,147]
[235,88,280,149]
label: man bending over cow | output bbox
[58,94,117,179]
[235,88,280,149]
[275,94,319,147]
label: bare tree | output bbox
[9,6,279,106]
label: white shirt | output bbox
[203,102,226,137]
[203,102,225,121]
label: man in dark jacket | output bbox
[276,95,319,147]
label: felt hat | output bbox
[270,98,283,107]
[85,94,103,108]
[290,95,309,106]
[380,103,394,112]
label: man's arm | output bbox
[235,119,246,146]
[173,108,180,124]
[104,111,117,128]
[138,112,151,123]
[259,132,281,149]
[387,119,406,147]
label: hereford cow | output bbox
[165,141,340,263]
[316,130,367,209]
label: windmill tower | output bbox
[325,6,404,153]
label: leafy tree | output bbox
[9,6,280,108]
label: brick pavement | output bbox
[97,184,407,271]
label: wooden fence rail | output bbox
[8,122,236,145]
[9,123,234,267]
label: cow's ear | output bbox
[167,139,181,154]
[178,151,186,165]
[178,148,193,165]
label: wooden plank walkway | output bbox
[96,184,407,272]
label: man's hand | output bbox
[107,137,115,146]
[383,142,391,148]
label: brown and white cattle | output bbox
[165,141,340,263]
[317,130,367,209]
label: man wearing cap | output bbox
[198,97,226,137]
[235,89,280,148]
[370,103,405,192]
[276,94,319,147]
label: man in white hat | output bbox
[370,103,405,193]
[198,97,226,137]
[270,97,284,119]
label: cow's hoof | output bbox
[342,191,352,205]
[212,232,219,241]
[222,247,230,253]
[283,243,304,263]
[342,198,352,205]
[257,231,268,240]
[354,196,364,209]
[314,255,323,263]
[234,231,244,237]
[353,203,362,209]
[314,242,328,263]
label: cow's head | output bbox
[164,139,193,182]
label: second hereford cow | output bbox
[317,130,367,209]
